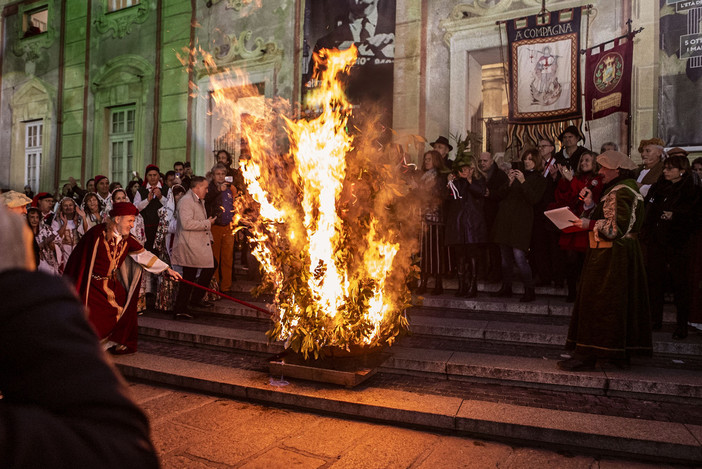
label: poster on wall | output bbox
[302,0,396,131]
[584,36,633,121]
[659,0,702,146]
[505,8,582,124]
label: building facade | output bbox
[0,0,664,193]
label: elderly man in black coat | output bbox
[477,151,509,282]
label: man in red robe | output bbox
[64,202,181,354]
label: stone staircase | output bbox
[112,279,702,464]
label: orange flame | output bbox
[190,45,414,358]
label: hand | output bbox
[507,170,516,185]
[152,188,162,200]
[579,187,593,206]
[484,187,490,197]
[208,216,217,224]
[166,268,182,280]
[447,174,456,182]
[569,218,588,230]
[661,211,673,221]
[75,206,85,218]
[513,170,525,184]
[558,164,573,181]
[219,183,229,192]
[68,177,77,187]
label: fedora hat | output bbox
[430,136,453,152]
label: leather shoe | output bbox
[174,312,194,320]
[107,345,133,355]
[557,357,596,371]
[189,300,214,308]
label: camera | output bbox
[511,161,525,172]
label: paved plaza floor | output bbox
[130,382,685,469]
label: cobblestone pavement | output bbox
[138,340,702,426]
[131,382,684,468]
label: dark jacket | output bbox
[491,170,548,251]
[642,173,701,246]
[0,269,159,468]
[444,177,487,245]
[554,145,588,171]
[483,162,509,230]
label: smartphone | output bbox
[224,176,233,183]
[511,161,525,172]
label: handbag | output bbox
[588,231,613,249]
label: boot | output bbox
[432,275,444,295]
[519,287,536,303]
[464,258,478,298]
[490,284,512,297]
[417,276,428,295]
[455,271,466,297]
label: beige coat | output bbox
[170,190,214,268]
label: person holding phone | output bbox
[205,163,238,294]
[490,148,547,302]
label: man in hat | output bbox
[32,192,55,225]
[133,164,169,251]
[64,202,181,354]
[431,135,454,169]
[635,137,666,197]
[1,190,32,215]
[559,150,651,371]
[554,125,589,171]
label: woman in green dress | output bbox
[558,150,652,371]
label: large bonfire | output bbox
[196,45,419,359]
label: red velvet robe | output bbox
[64,224,146,352]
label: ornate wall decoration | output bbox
[94,0,153,39]
[212,30,281,65]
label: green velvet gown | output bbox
[565,178,653,360]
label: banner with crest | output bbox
[505,8,582,124]
[584,36,633,121]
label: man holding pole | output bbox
[64,202,182,354]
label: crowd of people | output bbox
[1,130,701,368]
[413,129,702,364]
[0,149,251,355]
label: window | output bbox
[25,121,43,192]
[109,106,136,185]
[23,7,48,37]
[107,0,141,13]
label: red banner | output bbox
[585,36,633,121]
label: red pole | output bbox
[176,277,273,316]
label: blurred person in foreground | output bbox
[64,202,181,354]
[559,150,651,371]
[0,204,159,468]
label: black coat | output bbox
[483,162,509,230]
[444,177,488,245]
[492,170,548,251]
[642,173,701,246]
[0,269,159,468]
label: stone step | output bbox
[111,352,702,464]
[218,281,680,323]
[176,301,700,358]
[137,317,702,402]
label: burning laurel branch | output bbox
[233,46,419,360]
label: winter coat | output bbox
[491,170,547,251]
[170,190,214,268]
[444,177,488,245]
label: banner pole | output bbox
[626,19,633,157]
